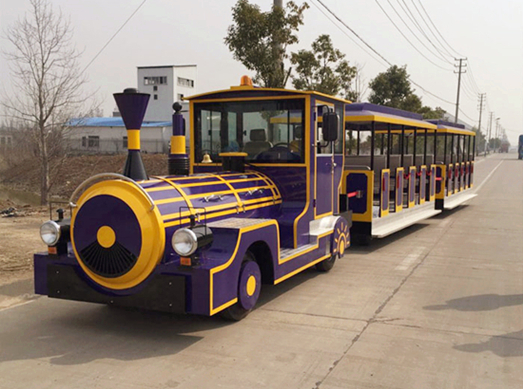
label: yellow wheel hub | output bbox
[246,275,256,296]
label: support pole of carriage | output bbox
[434,130,438,163]
[387,123,391,169]
[413,127,417,165]
[424,128,428,166]
[370,121,375,171]
[443,133,448,165]
[357,131,360,156]
[400,125,405,167]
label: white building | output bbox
[137,65,197,122]
[66,118,172,154]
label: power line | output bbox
[82,0,148,74]
[309,0,388,67]
[408,0,455,59]
[314,0,463,108]
[315,0,393,67]
[387,0,452,65]
[374,0,452,71]
[393,0,454,65]
[414,0,464,58]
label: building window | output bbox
[123,136,128,148]
[177,77,194,88]
[144,76,167,85]
[154,94,158,100]
[6,137,11,145]
[0,137,5,145]
[177,93,184,101]
[88,136,99,148]
[153,86,158,91]
[82,136,87,147]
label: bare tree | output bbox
[2,0,89,204]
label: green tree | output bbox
[368,65,445,119]
[290,34,357,99]
[224,0,309,88]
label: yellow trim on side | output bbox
[274,254,331,285]
[419,165,426,205]
[127,129,141,150]
[408,166,416,208]
[380,169,390,217]
[151,175,194,211]
[436,164,446,199]
[396,167,404,212]
[344,170,374,223]
[293,95,311,249]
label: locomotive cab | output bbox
[33,78,352,320]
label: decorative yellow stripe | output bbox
[127,129,140,150]
[154,185,273,206]
[170,135,185,154]
[274,254,331,285]
[163,200,282,227]
[150,175,194,211]
[212,174,244,209]
[161,195,277,220]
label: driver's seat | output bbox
[243,129,272,157]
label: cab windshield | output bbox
[194,99,305,164]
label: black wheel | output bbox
[221,251,261,321]
[353,234,371,246]
[316,255,336,272]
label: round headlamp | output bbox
[172,228,198,256]
[40,220,61,246]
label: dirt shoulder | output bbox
[0,154,170,287]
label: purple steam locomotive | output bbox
[34,77,351,320]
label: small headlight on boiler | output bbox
[40,220,61,246]
[172,228,198,256]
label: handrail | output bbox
[69,173,155,211]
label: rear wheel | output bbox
[221,251,261,321]
[316,255,336,272]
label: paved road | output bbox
[1,153,521,389]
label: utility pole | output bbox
[488,112,494,153]
[478,93,486,155]
[274,0,283,86]
[454,58,467,123]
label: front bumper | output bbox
[34,254,186,314]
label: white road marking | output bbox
[395,247,425,271]
[0,298,38,312]
[474,159,504,194]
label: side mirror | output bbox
[322,111,339,142]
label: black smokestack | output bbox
[113,88,150,181]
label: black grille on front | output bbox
[79,241,138,278]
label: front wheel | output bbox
[221,252,261,321]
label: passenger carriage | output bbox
[427,120,477,210]
[342,103,442,243]
[34,78,351,320]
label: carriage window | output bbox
[194,99,305,163]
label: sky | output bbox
[1,0,522,144]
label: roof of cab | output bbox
[184,85,351,104]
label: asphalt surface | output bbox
[0,153,521,389]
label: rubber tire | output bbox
[316,255,336,272]
[221,252,260,321]
[353,234,371,246]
